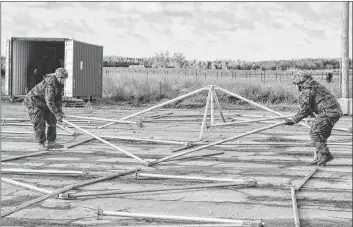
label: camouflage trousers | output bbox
[309,114,341,156]
[26,107,57,143]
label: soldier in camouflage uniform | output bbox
[23,68,68,151]
[284,71,343,166]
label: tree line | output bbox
[1,52,352,78]
[103,51,352,71]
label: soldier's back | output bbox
[309,79,342,116]
[23,75,58,109]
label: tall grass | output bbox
[102,68,351,108]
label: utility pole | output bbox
[338,2,351,115]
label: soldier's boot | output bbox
[317,151,334,166]
[47,141,64,149]
[38,143,49,151]
[310,150,320,165]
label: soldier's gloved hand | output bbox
[57,113,64,123]
[284,118,295,125]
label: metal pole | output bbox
[63,120,147,165]
[291,187,301,227]
[215,86,310,130]
[210,116,292,128]
[2,177,53,194]
[101,86,209,128]
[137,173,256,185]
[65,182,252,199]
[1,168,140,218]
[66,115,138,125]
[295,166,319,191]
[98,209,263,226]
[1,168,85,176]
[213,90,226,122]
[199,86,212,140]
[101,135,188,146]
[341,2,350,98]
[1,150,52,162]
[148,122,284,166]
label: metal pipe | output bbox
[137,173,256,185]
[1,151,52,162]
[295,167,319,191]
[66,182,252,199]
[57,123,76,135]
[216,86,352,134]
[291,187,300,227]
[191,141,352,147]
[66,115,138,125]
[1,131,72,136]
[199,86,213,140]
[1,168,85,176]
[1,122,32,126]
[101,135,189,146]
[1,177,52,194]
[1,118,29,121]
[0,168,141,218]
[62,120,147,165]
[215,86,311,130]
[65,138,95,149]
[101,86,209,128]
[97,208,263,226]
[213,89,226,122]
[148,122,284,166]
[172,152,224,161]
[210,116,293,128]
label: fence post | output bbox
[264,71,266,83]
[159,81,162,98]
[260,71,262,81]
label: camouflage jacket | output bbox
[292,78,343,123]
[23,75,64,117]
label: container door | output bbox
[4,39,12,96]
[64,39,74,97]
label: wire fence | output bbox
[104,67,352,83]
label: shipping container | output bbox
[4,37,103,98]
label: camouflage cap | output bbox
[292,71,311,84]
[55,68,68,78]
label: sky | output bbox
[1,1,352,61]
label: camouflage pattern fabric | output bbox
[291,76,343,156]
[27,107,57,143]
[23,75,63,118]
[292,77,342,124]
[55,68,68,78]
[310,115,340,156]
[23,75,64,143]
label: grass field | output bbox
[102,67,352,108]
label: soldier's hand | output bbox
[57,113,64,123]
[284,118,295,125]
